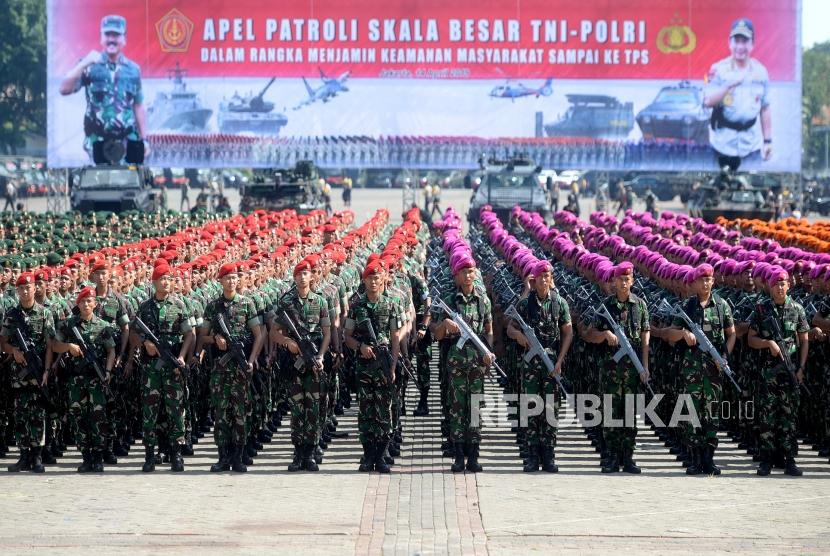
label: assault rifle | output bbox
[430,290,506,378]
[504,304,568,397]
[593,302,656,396]
[766,315,810,396]
[216,314,250,371]
[281,309,320,370]
[13,328,53,409]
[132,316,188,375]
[664,301,741,394]
[70,326,110,389]
[359,319,415,382]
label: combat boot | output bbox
[241,442,254,466]
[30,451,45,473]
[685,447,703,475]
[450,444,465,473]
[210,446,230,472]
[91,451,104,473]
[702,446,721,476]
[466,443,483,473]
[245,439,258,459]
[171,444,184,472]
[382,444,394,465]
[40,446,56,465]
[358,444,374,472]
[181,442,195,457]
[142,446,156,473]
[314,445,324,464]
[601,452,619,473]
[77,450,94,473]
[113,441,129,457]
[541,447,559,473]
[252,437,264,451]
[374,442,390,474]
[756,452,773,476]
[8,448,30,472]
[388,442,400,457]
[257,429,272,443]
[621,448,641,474]
[784,457,803,477]
[231,444,248,473]
[304,445,319,472]
[523,445,539,472]
[288,446,304,472]
[413,392,429,416]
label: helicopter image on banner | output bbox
[489,77,553,101]
[294,68,351,110]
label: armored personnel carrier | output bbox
[147,63,212,132]
[217,77,288,134]
[240,160,325,213]
[468,155,550,223]
[689,169,774,223]
[545,94,634,139]
[71,165,159,213]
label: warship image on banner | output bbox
[147,63,213,133]
[217,77,288,134]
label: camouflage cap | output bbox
[101,14,126,35]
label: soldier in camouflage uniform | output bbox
[1,272,55,473]
[271,258,330,471]
[664,265,736,475]
[748,268,809,476]
[506,260,573,473]
[432,256,495,473]
[586,262,650,474]
[59,15,147,162]
[51,287,116,472]
[344,259,401,473]
[199,263,264,473]
[131,264,193,473]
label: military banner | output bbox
[47,0,801,171]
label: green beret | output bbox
[45,252,63,267]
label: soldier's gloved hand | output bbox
[215,335,228,351]
[144,340,160,357]
[68,343,83,358]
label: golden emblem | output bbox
[657,14,697,55]
[723,92,733,106]
[156,9,194,53]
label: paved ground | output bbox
[2,188,829,554]
[1,352,829,555]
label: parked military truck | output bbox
[70,165,159,213]
[240,160,326,213]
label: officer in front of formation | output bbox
[270,257,331,473]
[51,286,116,473]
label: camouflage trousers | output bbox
[141,363,186,447]
[415,340,432,394]
[13,387,46,448]
[67,374,108,451]
[289,367,321,446]
[681,357,722,449]
[211,363,249,447]
[601,360,639,454]
[356,363,393,444]
[521,360,559,449]
[758,373,800,458]
[448,347,485,445]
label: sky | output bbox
[803,0,829,48]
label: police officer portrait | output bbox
[58,15,147,164]
[704,18,772,171]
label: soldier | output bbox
[431,255,494,473]
[51,287,116,472]
[270,258,330,472]
[199,263,264,473]
[131,264,194,473]
[1,272,55,473]
[344,259,401,473]
[748,268,809,476]
[58,15,148,162]
[663,264,736,475]
[506,260,573,473]
[586,262,650,474]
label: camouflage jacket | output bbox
[749,296,809,375]
[73,53,143,141]
[1,302,55,388]
[345,291,401,348]
[135,295,192,348]
[514,289,571,352]
[276,287,330,345]
[54,314,116,374]
[593,293,650,352]
[673,293,734,355]
[204,293,260,346]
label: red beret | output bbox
[217,262,237,279]
[91,260,110,274]
[59,267,72,278]
[76,286,95,305]
[294,258,315,275]
[34,268,50,281]
[151,265,171,281]
[16,272,35,287]
[362,260,386,279]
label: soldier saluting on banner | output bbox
[59,15,148,162]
